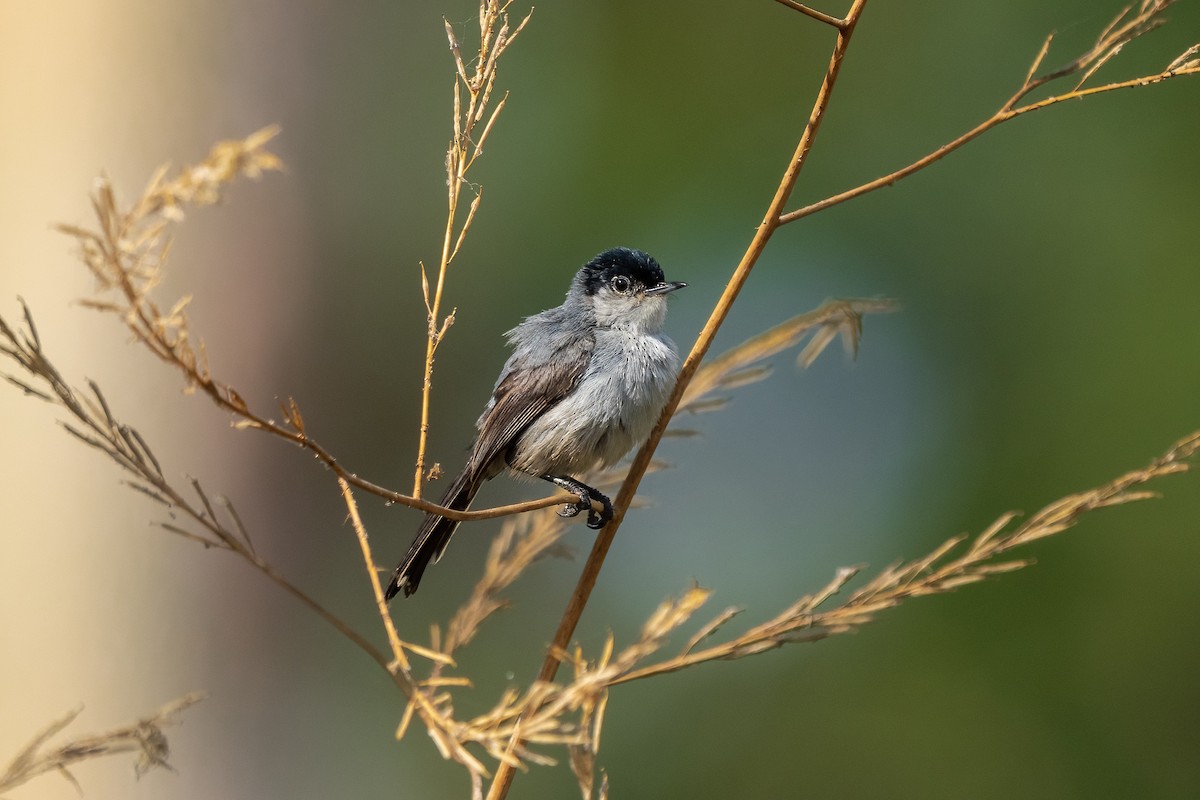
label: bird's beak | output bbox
[645,281,687,296]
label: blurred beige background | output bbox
[2,1,1198,798]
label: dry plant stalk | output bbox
[0,299,424,685]
[55,125,565,526]
[487,0,1200,796]
[0,129,472,751]
[0,693,204,794]
[465,430,1198,800]
[779,0,1200,224]
[396,300,892,788]
[613,431,1200,684]
[413,0,533,499]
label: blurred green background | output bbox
[2,1,1198,798]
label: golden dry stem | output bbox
[413,0,533,500]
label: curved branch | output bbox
[779,1,1200,225]
[485,2,872,797]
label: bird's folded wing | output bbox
[467,345,591,474]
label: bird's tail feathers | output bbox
[384,469,480,600]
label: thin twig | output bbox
[773,0,846,28]
[609,431,1200,684]
[340,477,414,673]
[779,1,1200,225]
[0,305,422,700]
[413,1,533,499]
[55,126,576,526]
[484,7,873,795]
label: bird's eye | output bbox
[610,276,631,294]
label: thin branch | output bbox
[48,131,598,525]
[540,0,868,704]
[486,9,870,791]
[773,0,846,29]
[779,1,1200,225]
[609,431,1200,684]
[0,305,429,701]
[340,477,415,673]
[413,1,533,500]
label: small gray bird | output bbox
[386,247,686,599]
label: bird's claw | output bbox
[544,475,612,529]
[585,493,613,529]
[557,492,612,529]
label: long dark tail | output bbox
[385,468,481,599]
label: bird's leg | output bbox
[542,474,613,529]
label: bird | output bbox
[385,247,686,598]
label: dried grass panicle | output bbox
[413,0,533,498]
[0,301,434,707]
[439,510,574,660]
[462,426,1198,788]
[428,587,713,776]
[60,127,280,393]
[1033,0,1184,92]
[386,297,895,784]
[677,298,895,418]
[419,424,1198,781]
[609,430,1200,686]
[44,123,507,522]
[1,300,252,556]
[0,693,205,794]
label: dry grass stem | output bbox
[0,300,435,696]
[489,1,1198,794]
[0,292,505,781]
[386,296,890,790]
[48,125,596,527]
[443,431,1199,781]
[612,431,1200,684]
[778,0,1200,225]
[486,3,873,793]
[413,0,533,500]
[0,693,204,794]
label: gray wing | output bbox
[466,325,593,476]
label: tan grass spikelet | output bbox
[0,694,205,794]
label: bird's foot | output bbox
[585,492,613,530]
[545,475,613,529]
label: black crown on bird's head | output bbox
[577,247,665,296]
